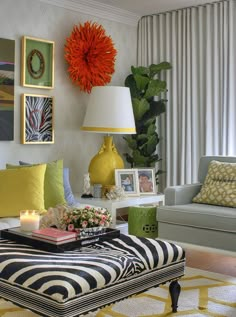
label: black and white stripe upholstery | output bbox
[0,234,185,317]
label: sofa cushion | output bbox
[19,161,76,206]
[158,203,236,233]
[63,167,77,205]
[192,160,236,208]
[0,164,46,217]
[7,160,66,209]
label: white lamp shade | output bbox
[81,86,136,134]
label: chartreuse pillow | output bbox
[0,164,46,217]
[193,160,236,207]
[7,160,66,209]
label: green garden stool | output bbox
[128,205,158,238]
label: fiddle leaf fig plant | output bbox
[123,62,172,182]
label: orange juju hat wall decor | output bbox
[64,21,117,93]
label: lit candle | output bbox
[20,210,40,232]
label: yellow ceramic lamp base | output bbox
[89,136,124,186]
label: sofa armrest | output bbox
[164,183,202,205]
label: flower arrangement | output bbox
[60,206,112,232]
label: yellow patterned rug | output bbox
[0,268,236,317]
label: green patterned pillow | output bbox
[193,160,236,207]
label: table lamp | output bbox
[81,86,136,188]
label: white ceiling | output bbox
[90,0,221,16]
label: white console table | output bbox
[76,194,165,228]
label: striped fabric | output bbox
[0,234,185,317]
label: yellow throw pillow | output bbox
[193,160,236,207]
[7,160,66,209]
[0,164,46,217]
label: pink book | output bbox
[32,228,77,242]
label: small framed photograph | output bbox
[137,168,157,195]
[21,94,54,144]
[21,36,54,89]
[115,169,140,196]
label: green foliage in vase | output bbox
[123,62,172,181]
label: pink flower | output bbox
[68,224,75,231]
[99,220,105,227]
[82,221,88,228]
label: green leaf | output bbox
[143,117,156,128]
[132,98,149,120]
[123,136,137,150]
[132,150,149,167]
[134,74,149,91]
[149,62,172,77]
[144,79,167,99]
[137,134,148,142]
[131,66,149,76]
[143,99,166,122]
[146,134,158,154]
[147,123,156,135]
[124,74,139,98]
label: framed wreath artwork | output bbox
[21,36,54,89]
[21,94,54,144]
[65,21,117,93]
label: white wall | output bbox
[0,0,137,193]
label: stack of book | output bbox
[32,228,77,245]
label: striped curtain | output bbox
[137,0,236,189]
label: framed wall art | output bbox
[21,94,54,144]
[21,36,54,89]
[0,38,15,140]
[137,168,157,195]
[115,169,140,196]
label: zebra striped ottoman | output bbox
[0,234,185,317]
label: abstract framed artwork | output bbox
[137,168,157,195]
[115,169,140,196]
[0,38,15,141]
[21,94,54,144]
[21,36,54,89]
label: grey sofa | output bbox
[158,156,236,252]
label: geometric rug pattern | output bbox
[0,268,236,317]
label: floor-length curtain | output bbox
[137,0,236,189]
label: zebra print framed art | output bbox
[21,94,54,144]
[21,36,54,89]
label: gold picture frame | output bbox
[21,93,54,144]
[21,36,54,89]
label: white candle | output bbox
[20,210,40,232]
